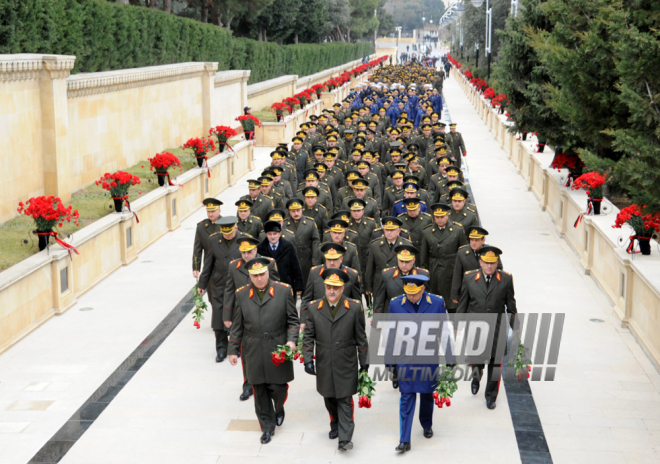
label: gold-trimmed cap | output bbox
[218,216,238,235]
[246,257,271,275]
[286,198,303,210]
[401,274,429,294]
[203,198,222,211]
[247,179,261,190]
[478,246,502,263]
[328,219,348,233]
[235,200,253,211]
[303,186,320,197]
[321,242,346,260]
[450,187,468,201]
[352,179,368,190]
[395,244,418,262]
[321,268,349,286]
[446,166,460,177]
[239,237,260,252]
[382,216,403,230]
[267,209,285,222]
[431,203,451,217]
[348,198,366,210]
[468,226,488,240]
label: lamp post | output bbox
[475,42,479,68]
[396,26,402,64]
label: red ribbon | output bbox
[36,231,80,257]
[195,154,211,178]
[111,195,140,224]
[156,172,183,188]
[574,197,602,228]
[626,235,640,254]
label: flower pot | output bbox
[157,173,166,187]
[537,143,546,153]
[639,236,652,255]
[113,198,123,213]
[37,230,52,251]
[276,114,283,122]
[522,131,528,141]
[218,141,226,153]
[591,197,602,215]
[195,156,204,168]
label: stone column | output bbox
[40,55,76,203]
[201,62,218,135]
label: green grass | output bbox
[253,107,279,123]
[0,140,239,272]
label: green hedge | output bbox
[0,0,373,82]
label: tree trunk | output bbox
[150,0,159,8]
[201,2,208,23]
[163,0,171,13]
[347,25,352,42]
[336,26,344,42]
[294,32,298,44]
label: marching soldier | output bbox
[265,209,297,243]
[373,245,430,314]
[389,275,448,453]
[382,171,405,217]
[320,219,361,275]
[456,246,517,410]
[198,216,246,362]
[301,243,362,325]
[448,187,479,232]
[397,198,433,262]
[323,211,358,244]
[420,203,467,311]
[259,176,285,210]
[223,237,279,401]
[447,123,467,168]
[303,268,369,452]
[228,258,300,443]
[300,186,328,232]
[241,179,274,224]
[365,217,413,299]
[297,170,333,216]
[451,226,502,304]
[346,198,379,278]
[339,179,379,220]
[284,198,321,287]
[270,166,294,201]
[270,150,297,193]
[235,200,264,241]
[193,198,222,279]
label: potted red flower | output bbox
[571,172,606,215]
[183,137,216,168]
[270,102,290,122]
[96,171,141,213]
[551,152,584,185]
[235,114,261,140]
[294,91,308,108]
[148,152,181,187]
[284,97,300,113]
[311,83,327,99]
[17,196,80,252]
[613,205,660,255]
[483,87,496,100]
[209,126,238,152]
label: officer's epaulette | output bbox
[453,221,463,227]
[265,256,276,262]
[399,213,407,218]
[503,271,511,276]
[347,298,360,307]
[345,267,358,275]
[198,219,208,225]
[423,223,433,229]
[311,264,323,270]
[423,212,432,217]
[318,204,327,210]
[465,269,479,275]
[348,228,357,234]
[374,227,382,232]
[467,207,476,213]
[244,232,254,238]
[366,216,376,222]
[273,281,291,288]
[313,299,323,309]
[229,257,241,265]
[209,232,218,237]
[286,229,295,234]
[458,244,468,249]
[237,284,250,293]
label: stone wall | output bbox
[455,71,660,369]
[0,55,251,223]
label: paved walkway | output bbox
[1,72,659,464]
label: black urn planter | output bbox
[522,131,528,141]
[157,173,166,187]
[537,142,546,153]
[591,198,602,215]
[639,237,652,255]
[113,198,123,213]
[37,230,52,251]
[276,114,283,122]
[218,142,226,153]
[195,156,205,168]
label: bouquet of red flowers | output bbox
[148,152,182,186]
[284,96,300,111]
[96,171,140,198]
[183,137,216,168]
[209,125,238,152]
[17,196,80,253]
[571,172,606,199]
[325,77,339,91]
[464,70,473,80]
[613,205,660,236]
[311,83,327,97]
[470,78,488,92]
[551,152,584,180]
[491,94,509,110]
[235,114,262,128]
[483,87,496,100]
[270,101,289,115]
[357,369,376,409]
[294,91,309,107]
[433,365,458,408]
[510,343,532,382]
[271,331,304,366]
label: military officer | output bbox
[322,211,358,244]
[228,258,300,443]
[270,166,294,201]
[320,219,361,275]
[382,171,405,217]
[335,171,375,213]
[339,179,379,219]
[356,160,382,208]
[389,275,447,453]
[297,170,333,216]
[270,150,297,192]
[284,198,321,287]
[241,179,274,224]
[448,188,479,232]
[303,268,369,452]
[193,198,222,279]
[223,237,279,401]
[198,217,246,362]
[265,209,297,243]
[373,245,430,314]
[451,226,502,304]
[456,246,517,410]
[447,123,467,168]
[346,198,379,278]
[301,243,362,324]
[300,186,328,232]
[235,200,265,241]
[392,183,428,217]
[420,203,467,311]
[398,198,433,261]
[259,176,285,210]
[365,217,413,298]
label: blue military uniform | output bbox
[392,199,428,217]
[389,276,447,447]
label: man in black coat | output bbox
[258,221,305,296]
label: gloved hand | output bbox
[463,151,467,157]
[304,362,316,376]
[360,365,369,373]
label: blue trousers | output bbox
[399,393,434,443]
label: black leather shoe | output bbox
[486,400,496,410]
[471,378,479,395]
[276,411,285,426]
[239,389,252,401]
[423,428,433,438]
[216,352,226,363]
[395,442,411,453]
[260,430,274,444]
[329,430,339,440]
[338,441,353,451]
